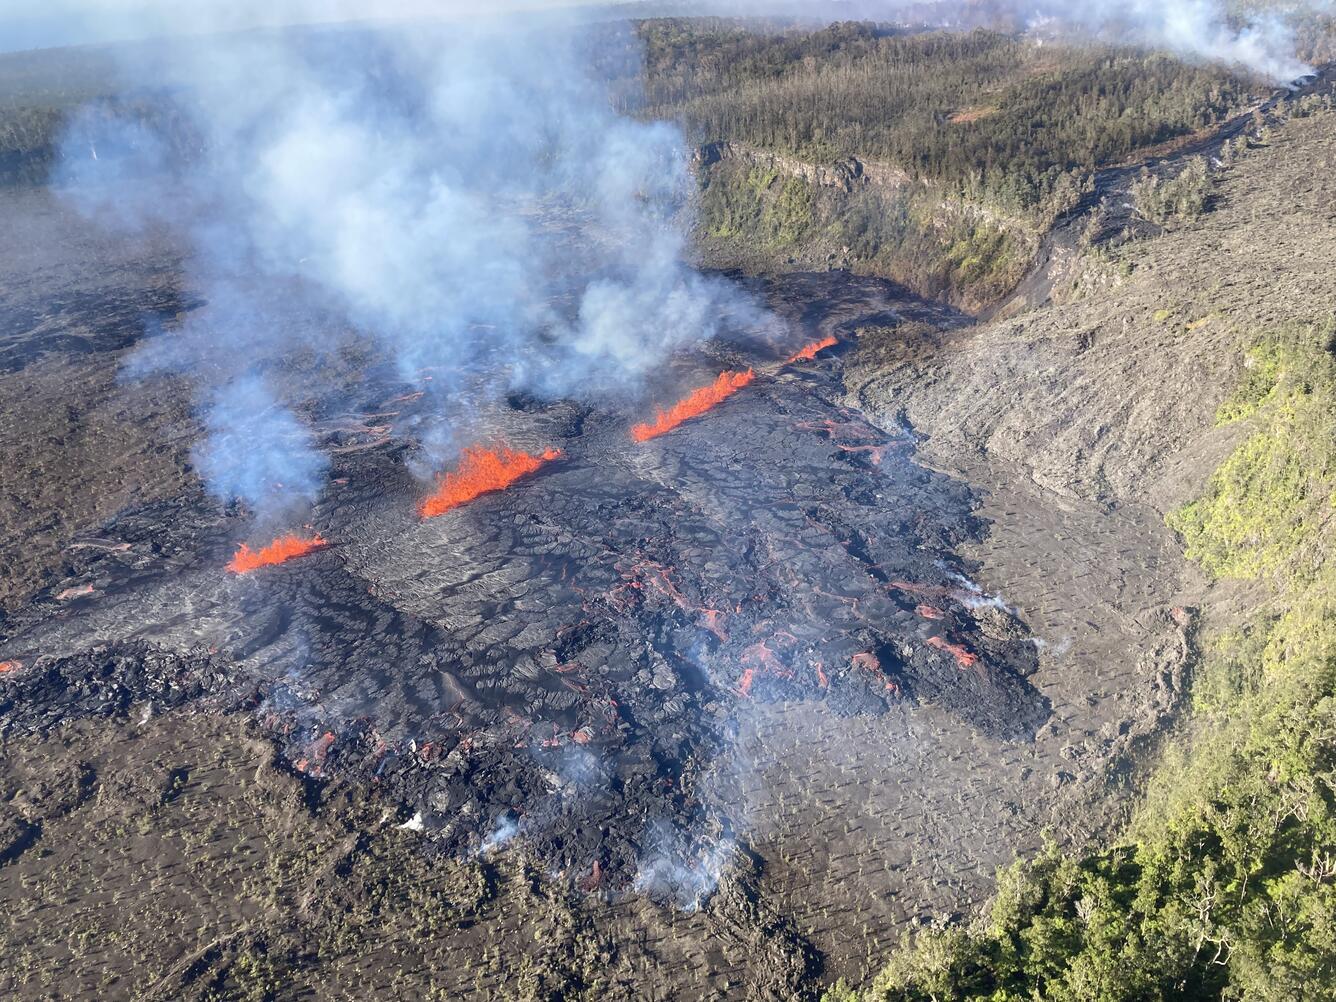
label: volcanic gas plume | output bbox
[631,370,755,442]
[227,533,328,574]
[420,445,562,518]
[786,336,837,364]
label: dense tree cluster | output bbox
[629,20,1263,216]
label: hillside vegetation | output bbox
[628,20,1268,307]
[635,21,1259,217]
[835,330,1336,1000]
[833,98,1336,1002]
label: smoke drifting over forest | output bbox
[42,0,1326,517]
[700,0,1328,81]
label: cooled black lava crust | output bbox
[0,273,1048,888]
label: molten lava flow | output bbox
[852,651,882,674]
[294,731,336,776]
[786,335,837,364]
[926,635,981,669]
[700,608,728,642]
[420,445,562,518]
[631,370,755,442]
[736,667,756,698]
[0,660,21,675]
[227,534,328,574]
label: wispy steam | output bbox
[634,818,738,909]
[699,0,1328,81]
[57,14,767,519]
[1022,0,1322,81]
[196,374,329,513]
[42,0,1324,515]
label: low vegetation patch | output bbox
[698,156,1031,305]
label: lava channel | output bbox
[227,534,328,574]
[786,335,837,364]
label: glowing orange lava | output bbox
[0,660,21,674]
[786,335,837,364]
[631,370,755,442]
[736,667,756,697]
[926,635,981,668]
[227,534,328,574]
[294,731,336,776]
[420,445,562,518]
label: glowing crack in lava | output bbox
[926,635,981,669]
[786,335,837,364]
[420,445,562,518]
[631,370,756,442]
[227,534,328,574]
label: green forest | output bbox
[631,21,1262,216]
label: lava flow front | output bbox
[420,445,562,518]
[227,533,328,573]
[631,370,755,442]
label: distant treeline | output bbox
[0,42,198,186]
[628,20,1266,217]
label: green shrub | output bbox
[1131,157,1214,225]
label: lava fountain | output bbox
[227,533,328,573]
[631,370,755,442]
[786,336,837,364]
[420,445,562,518]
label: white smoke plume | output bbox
[55,11,770,520]
[685,0,1329,81]
[37,0,1328,518]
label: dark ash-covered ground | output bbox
[0,176,1207,995]
[0,247,1048,897]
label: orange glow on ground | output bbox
[227,534,327,574]
[785,335,837,364]
[926,635,981,668]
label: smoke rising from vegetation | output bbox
[717,0,1326,81]
[1028,0,1322,81]
[58,16,768,519]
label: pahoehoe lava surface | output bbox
[0,274,1049,890]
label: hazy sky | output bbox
[0,0,600,51]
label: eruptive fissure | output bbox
[786,335,838,364]
[227,533,328,574]
[420,445,562,518]
[631,370,755,442]
[0,274,1049,891]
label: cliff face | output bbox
[691,141,1039,315]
